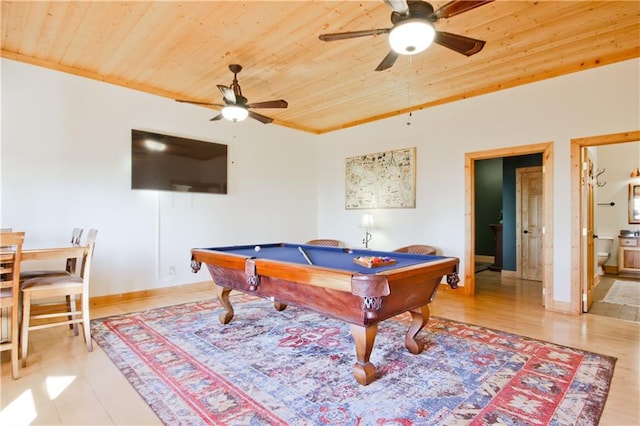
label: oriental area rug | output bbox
[91,296,616,425]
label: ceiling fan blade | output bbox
[246,99,288,109]
[383,0,409,14]
[433,0,493,20]
[217,84,236,103]
[210,114,224,122]
[175,99,224,107]
[375,50,400,71]
[249,111,274,124]
[319,28,390,42]
[434,31,486,56]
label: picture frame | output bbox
[629,184,640,224]
[345,147,416,209]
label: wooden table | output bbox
[1,242,86,339]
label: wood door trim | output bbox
[570,130,640,314]
[464,142,553,307]
[584,155,596,312]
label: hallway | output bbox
[475,269,639,322]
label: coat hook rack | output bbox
[591,168,606,187]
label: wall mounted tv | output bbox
[131,129,228,194]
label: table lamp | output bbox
[360,214,375,248]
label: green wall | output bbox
[475,158,503,256]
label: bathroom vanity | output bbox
[618,235,640,278]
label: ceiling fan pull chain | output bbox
[406,55,413,126]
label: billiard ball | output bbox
[254,246,261,252]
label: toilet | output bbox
[595,236,614,275]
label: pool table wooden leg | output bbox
[349,323,378,385]
[405,304,429,354]
[216,286,234,324]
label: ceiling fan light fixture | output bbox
[389,19,435,55]
[221,105,249,122]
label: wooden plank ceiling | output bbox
[2,1,638,134]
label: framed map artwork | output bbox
[345,147,416,209]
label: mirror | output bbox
[629,184,640,224]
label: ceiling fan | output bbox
[176,64,288,124]
[318,0,493,71]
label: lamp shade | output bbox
[221,105,249,122]
[360,214,375,229]
[388,19,435,55]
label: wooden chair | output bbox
[393,244,438,255]
[306,239,343,247]
[21,229,97,367]
[0,231,25,379]
[20,227,84,279]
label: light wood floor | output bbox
[2,273,639,425]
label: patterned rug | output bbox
[91,296,616,425]
[603,280,640,307]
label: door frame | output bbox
[571,130,640,314]
[583,155,596,312]
[464,142,553,309]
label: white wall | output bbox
[2,58,639,305]
[1,59,318,297]
[593,142,640,266]
[316,59,640,303]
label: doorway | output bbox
[474,160,543,281]
[465,142,553,307]
[571,130,640,315]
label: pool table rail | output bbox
[191,247,457,291]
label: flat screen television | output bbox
[131,129,228,194]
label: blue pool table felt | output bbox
[201,243,448,275]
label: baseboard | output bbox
[603,264,618,275]
[545,299,576,315]
[475,255,494,263]
[90,281,213,308]
[501,269,519,278]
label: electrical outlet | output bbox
[169,266,176,278]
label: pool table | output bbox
[191,242,459,385]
